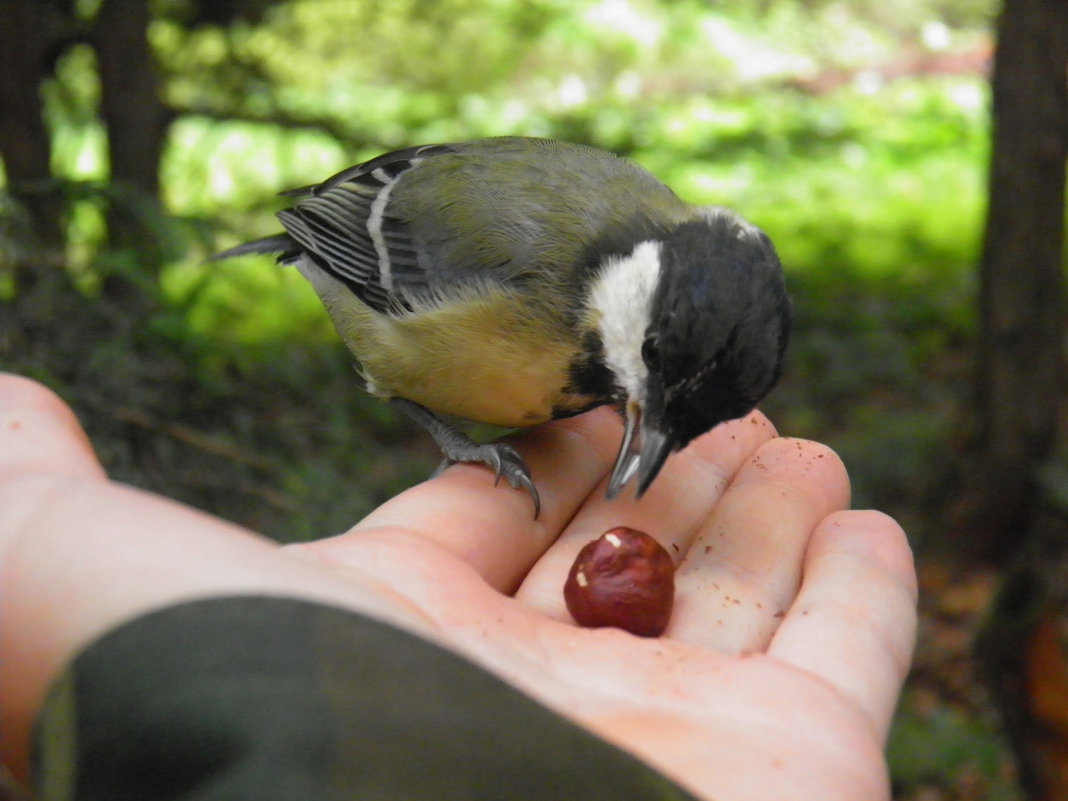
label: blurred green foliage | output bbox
[889,690,1020,799]
[3,0,995,536]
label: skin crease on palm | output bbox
[0,373,917,800]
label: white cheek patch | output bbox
[586,240,662,402]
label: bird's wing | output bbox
[275,138,689,316]
[276,144,455,314]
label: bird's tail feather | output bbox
[211,234,295,261]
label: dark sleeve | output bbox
[32,596,699,801]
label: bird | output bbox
[214,136,791,517]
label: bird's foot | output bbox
[432,442,540,517]
[392,398,541,517]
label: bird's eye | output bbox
[641,335,660,366]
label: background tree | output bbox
[0,0,72,296]
[93,0,170,303]
[964,1,1068,798]
[959,0,1068,562]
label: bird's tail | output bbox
[211,234,295,261]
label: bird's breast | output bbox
[310,272,601,427]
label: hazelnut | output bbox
[564,527,675,637]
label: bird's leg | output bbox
[390,398,541,517]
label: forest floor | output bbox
[895,558,1018,800]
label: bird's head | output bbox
[602,208,791,499]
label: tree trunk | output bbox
[92,0,172,303]
[961,0,1068,561]
[978,500,1068,801]
[94,0,168,200]
[0,0,70,291]
[966,2,1068,799]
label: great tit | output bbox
[216,136,790,516]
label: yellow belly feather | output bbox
[315,278,588,427]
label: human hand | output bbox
[0,373,916,799]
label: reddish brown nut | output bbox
[563,526,675,637]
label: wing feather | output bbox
[276,146,457,315]
[261,138,689,319]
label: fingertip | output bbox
[507,406,627,523]
[813,509,917,604]
[732,437,851,516]
[0,374,103,481]
[683,409,778,465]
[0,373,71,418]
[518,406,623,468]
[744,408,779,438]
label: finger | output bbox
[768,510,917,738]
[667,438,851,653]
[514,411,778,620]
[0,374,105,482]
[336,407,624,593]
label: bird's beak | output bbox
[606,401,675,500]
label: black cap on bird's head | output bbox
[606,209,791,499]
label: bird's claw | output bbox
[390,399,541,517]
[433,442,540,518]
[490,444,541,517]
